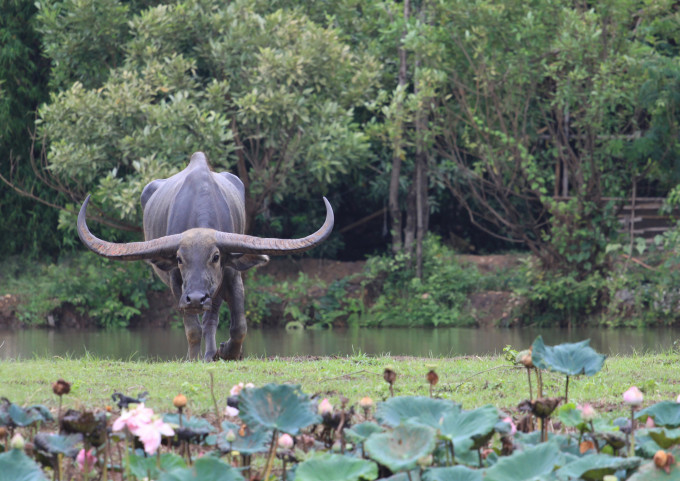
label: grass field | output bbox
[2,352,679,419]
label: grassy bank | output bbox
[2,353,678,418]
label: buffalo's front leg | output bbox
[202,297,223,362]
[183,314,202,361]
[218,269,247,360]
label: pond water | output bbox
[1,326,679,361]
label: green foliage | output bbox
[159,456,244,481]
[0,449,47,481]
[362,236,480,327]
[376,396,459,429]
[0,253,163,328]
[364,423,437,473]
[637,401,680,429]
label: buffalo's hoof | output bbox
[218,340,243,361]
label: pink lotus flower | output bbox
[646,417,656,428]
[623,386,644,406]
[318,398,333,415]
[134,418,175,455]
[278,433,294,449]
[76,448,96,474]
[230,383,245,396]
[112,403,154,433]
[501,416,517,436]
[578,404,597,422]
[225,406,239,417]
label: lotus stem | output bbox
[526,368,533,400]
[565,376,569,403]
[58,452,63,481]
[102,440,109,481]
[262,429,279,481]
[629,406,636,457]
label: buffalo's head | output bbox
[76,196,333,313]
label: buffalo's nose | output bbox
[183,291,210,308]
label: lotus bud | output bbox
[245,383,254,389]
[76,448,97,474]
[623,386,643,406]
[230,383,245,396]
[278,433,294,449]
[579,403,596,422]
[225,406,239,417]
[318,398,333,416]
[52,379,71,396]
[173,394,187,409]
[501,416,517,436]
[646,417,656,428]
[225,430,236,443]
[359,396,374,409]
[10,433,25,450]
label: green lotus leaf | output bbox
[382,472,421,481]
[26,405,53,423]
[238,384,319,435]
[627,458,680,480]
[531,336,606,376]
[163,413,215,443]
[217,421,270,455]
[33,433,82,457]
[555,454,641,481]
[423,465,482,481]
[130,452,186,480]
[295,453,378,481]
[9,403,45,427]
[376,396,460,429]
[365,423,437,473]
[483,441,562,481]
[346,422,384,444]
[159,456,244,481]
[439,405,499,447]
[647,428,680,449]
[0,449,48,481]
[637,401,680,428]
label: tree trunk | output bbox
[388,0,410,255]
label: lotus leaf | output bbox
[158,456,244,481]
[364,423,436,473]
[439,405,499,447]
[382,471,421,481]
[555,454,641,481]
[483,441,562,481]
[295,453,378,481]
[8,403,46,427]
[163,414,214,442]
[238,384,319,435]
[0,449,48,481]
[26,405,53,423]
[531,336,605,376]
[346,422,384,444]
[130,452,186,480]
[627,459,680,480]
[376,396,459,429]
[217,421,270,455]
[422,465,482,481]
[648,428,680,449]
[637,401,680,428]
[33,433,82,457]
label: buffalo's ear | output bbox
[226,254,269,271]
[147,257,177,272]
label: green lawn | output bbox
[1,353,678,418]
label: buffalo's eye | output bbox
[177,256,183,265]
[212,253,220,263]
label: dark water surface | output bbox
[1,326,680,360]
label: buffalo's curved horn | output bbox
[78,195,182,260]
[215,197,334,255]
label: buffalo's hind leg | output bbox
[183,314,202,361]
[202,297,223,362]
[217,269,247,361]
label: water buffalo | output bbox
[77,152,333,361]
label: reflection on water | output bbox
[1,326,680,361]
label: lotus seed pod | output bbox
[173,394,187,409]
[225,430,236,443]
[516,349,533,368]
[359,397,374,409]
[426,369,439,386]
[52,379,71,396]
[654,450,669,468]
[0,427,6,439]
[383,367,397,384]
